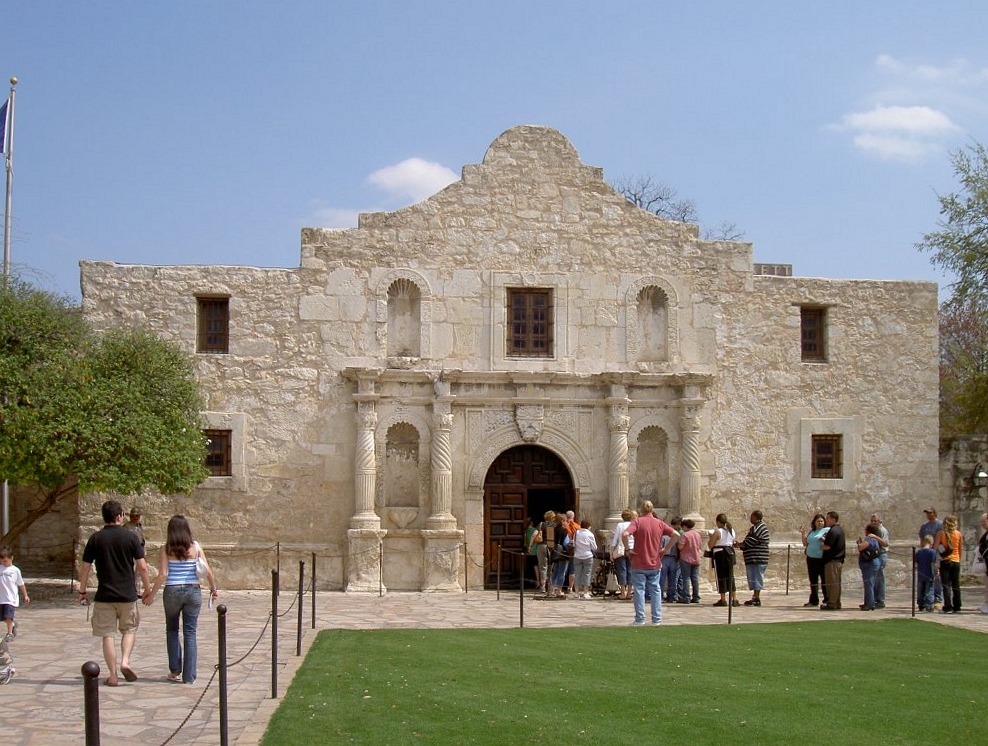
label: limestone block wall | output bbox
[73,125,942,590]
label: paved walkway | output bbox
[4,581,987,746]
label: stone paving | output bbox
[3,581,987,746]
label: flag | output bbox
[0,100,7,156]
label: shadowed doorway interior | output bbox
[483,445,575,589]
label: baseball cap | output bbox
[923,506,936,514]
[129,507,142,517]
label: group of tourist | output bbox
[77,501,218,687]
[527,509,599,599]
[528,502,988,626]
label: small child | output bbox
[0,546,30,640]
[915,535,936,611]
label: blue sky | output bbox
[6,2,988,299]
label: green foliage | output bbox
[1,277,209,542]
[918,141,988,304]
[939,297,988,439]
[263,621,986,746]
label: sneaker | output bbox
[874,602,885,609]
[743,599,761,607]
[803,601,818,607]
[933,602,943,611]
[712,600,727,607]
[10,622,16,638]
[629,620,645,626]
[859,605,875,611]
[690,598,700,604]
[651,621,662,626]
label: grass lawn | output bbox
[260,619,984,745]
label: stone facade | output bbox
[78,126,940,591]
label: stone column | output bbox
[427,379,456,530]
[347,376,386,592]
[350,405,380,529]
[422,378,463,590]
[604,388,630,531]
[680,399,704,528]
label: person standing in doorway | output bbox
[919,508,944,609]
[738,510,770,606]
[622,500,677,625]
[869,514,890,608]
[820,511,845,611]
[78,500,150,687]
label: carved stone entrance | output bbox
[483,445,575,589]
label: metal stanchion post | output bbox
[82,661,101,746]
[218,604,229,746]
[379,540,384,597]
[496,543,502,600]
[463,541,468,593]
[311,551,316,630]
[911,546,916,618]
[519,554,525,628]
[786,544,791,595]
[271,569,279,699]
[297,561,304,657]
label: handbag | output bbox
[972,552,987,576]
[702,549,713,559]
[194,541,210,582]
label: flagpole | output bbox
[3,77,15,277]
[1,76,15,538]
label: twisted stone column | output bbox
[350,406,381,529]
[428,411,456,529]
[605,399,630,530]
[680,402,704,527]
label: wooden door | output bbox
[483,446,574,588]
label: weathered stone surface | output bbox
[77,125,940,590]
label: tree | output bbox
[612,173,745,241]
[917,141,988,304]
[938,298,988,441]
[0,277,210,546]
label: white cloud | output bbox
[830,104,960,162]
[307,204,361,229]
[876,54,988,87]
[303,156,459,228]
[366,157,459,202]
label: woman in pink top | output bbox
[677,518,702,603]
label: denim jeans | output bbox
[875,552,888,604]
[679,560,700,601]
[917,578,934,609]
[745,562,767,591]
[661,555,680,600]
[164,584,202,683]
[631,567,663,624]
[859,558,879,608]
[614,555,631,586]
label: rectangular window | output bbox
[507,288,553,357]
[801,306,826,361]
[204,429,233,476]
[197,297,230,354]
[811,434,842,479]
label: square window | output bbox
[811,434,842,479]
[197,297,229,354]
[204,429,232,476]
[507,288,553,357]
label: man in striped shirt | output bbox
[738,510,770,606]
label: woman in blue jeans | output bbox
[856,524,881,611]
[144,515,218,683]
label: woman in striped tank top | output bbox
[144,515,217,683]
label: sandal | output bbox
[104,678,120,687]
[168,672,182,681]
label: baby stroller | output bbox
[0,635,13,684]
[590,549,617,597]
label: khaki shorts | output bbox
[91,601,140,637]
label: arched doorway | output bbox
[483,445,576,589]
